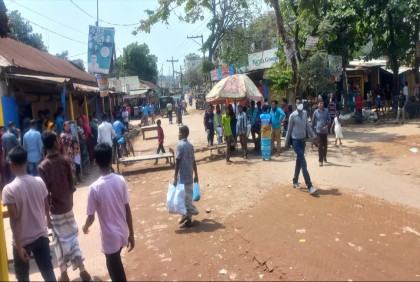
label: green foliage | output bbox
[55,50,69,59]
[136,0,251,62]
[7,10,47,51]
[70,59,85,71]
[118,42,158,83]
[267,65,293,92]
[299,52,335,95]
[184,68,203,87]
[0,0,10,38]
[216,11,278,68]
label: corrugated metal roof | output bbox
[6,73,68,83]
[139,79,158,89]
[0,37,95,83]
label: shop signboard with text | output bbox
[248,48,278,71]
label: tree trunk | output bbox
[271,0,299,102]
[391,57,400,97]
[415,22,420,83]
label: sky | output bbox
[4,0,218,76]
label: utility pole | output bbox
[187,35,205,60]
[179,65,183,94]
[167,56,178,92]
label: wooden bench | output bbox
[117,148,174,173]
[140,124,158,140]
[195,144,226,155]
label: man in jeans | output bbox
[312,101,330,167]
[2,146,56,281]
[285,98,318,195]
[270,100,286,156]
[174,126,199,227]
[23,120,43,176]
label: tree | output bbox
[118,42,158,83]
[0,0,10,38]
[216,12,278,68]
[70,59,85,71]
[299,52,335,97]
[184,68,203,87]
[360,0,414,96]
[55,50,85,71]
[136,0,251,63]
[7,10,47,51]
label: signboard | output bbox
[248,48,279,71]
[416,41,420,58]
[221,67,230,79]
[210,65,235,81]
[284,37,296,64]
[328,55,343,76]
[305,36,319,51]
[87,25,115,75]
[95,74,109,97]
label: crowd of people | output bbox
[1,106,135,281]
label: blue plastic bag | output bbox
[193,182,200,202]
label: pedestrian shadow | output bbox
[324,162,352,168]
[175,219,225,234]
[311,188,342,197]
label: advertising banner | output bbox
[221,67,230,79]
[328,55,343,77]
[95,74,109,97]
[248,48,278,71]
[416,41,420,58]
[305,36,319,51]
[210,70,218,81]
[88,25,115,75]
[284,37,296,64]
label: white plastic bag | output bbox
[166,183,187,215]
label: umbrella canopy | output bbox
[205,74,263,104]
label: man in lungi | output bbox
[39,131,91,282]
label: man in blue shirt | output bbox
[142,104,149,126]
[113,116,126,139]
[55,106,65,135]
[149,103,156,124]
[270,100,286,156]
[23,120,43,176]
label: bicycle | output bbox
[113,130,135,163]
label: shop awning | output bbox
[73,83,99,93]
[5,73,68,83]
[380,66,413,75]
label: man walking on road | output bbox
[39,132,91,282]
[174,126,199,227]
[270,100,286,156]
[2,146,56,282]
[166,101,173,124]
[312,101,330,167]
[285,98,318,195]
[236,105,248,159]
[23,120,43,176]
[98,114,116,147]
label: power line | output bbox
[25,18,87,45]
[68,51,88,58]
[6,0,88,36]
[68,0,139,27]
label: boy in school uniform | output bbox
[83,142,135,282]
[2,145,56,282]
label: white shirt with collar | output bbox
[97,121,116,146]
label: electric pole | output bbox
[167,56,178,91]
[187,35,205,60]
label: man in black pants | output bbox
[312,101,330,167]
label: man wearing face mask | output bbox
[312,101,331,166]
[285,98,318,195]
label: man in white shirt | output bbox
[97,114,116,147]
[403,81,409,100]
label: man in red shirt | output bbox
[154,119,169,164]
[355,92,364,123]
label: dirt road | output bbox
[5,106,420,281]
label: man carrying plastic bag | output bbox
[173,125,199,227]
